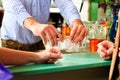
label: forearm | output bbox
[23,17,41,31]
[0,47,38,65]
[55,0,80,25]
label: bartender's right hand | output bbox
[31,24,63,46]
[97,40,114,60]
[35,47,62,64]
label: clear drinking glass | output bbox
[64,36,80,53]
[45,36,81,53]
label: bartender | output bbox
[1,0,87,51]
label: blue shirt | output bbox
[1,0,80,44]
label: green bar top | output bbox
[8,52,111,76]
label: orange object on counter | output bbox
[89,38,105,52]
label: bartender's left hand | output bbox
[70,19,88,44]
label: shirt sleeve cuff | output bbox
[68,15,81,25]
[17,12,32,27]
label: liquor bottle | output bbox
[57,18,62,33]
[62,19,67,39]
[62,19,71,39]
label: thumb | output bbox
[107,47,113,56]
[49,52,62,59]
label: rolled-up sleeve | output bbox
[54,0,81,25]
[2,0,32,27]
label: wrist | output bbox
[27,52,42,64]
[23,17,40,31]
[72,19,83,26]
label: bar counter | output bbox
[8,52,111,80]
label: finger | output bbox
[99,51,108,59]
[97,48,111,60]
[97,48,106,55]
[47,59,57,63]
[49,52,62,59]
[50,48,63,57]
[40,31,47,45]
[97,41,112,59]
[71,25,81,42]
[85,29,88,36]
[45,29,55,46]
[102,50,112,60]
[97,42,106,50]
[102,55,111,60]
[49,47,61,53]
[49,29,58,46]
[70,26,77,40]
[51,26,63,42]
[98,40,113,49]
[73,27,87,44]
[107,47,113,56]
[97,47,106,56]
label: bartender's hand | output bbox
[35,47,62,64]
[97,40,114,60]
[24,17,63,46]
[31,24,63,46]
[70,19,88,44]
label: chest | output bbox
[20,0,51,8]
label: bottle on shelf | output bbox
[57,18,62,33]
[62,19,71,39]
